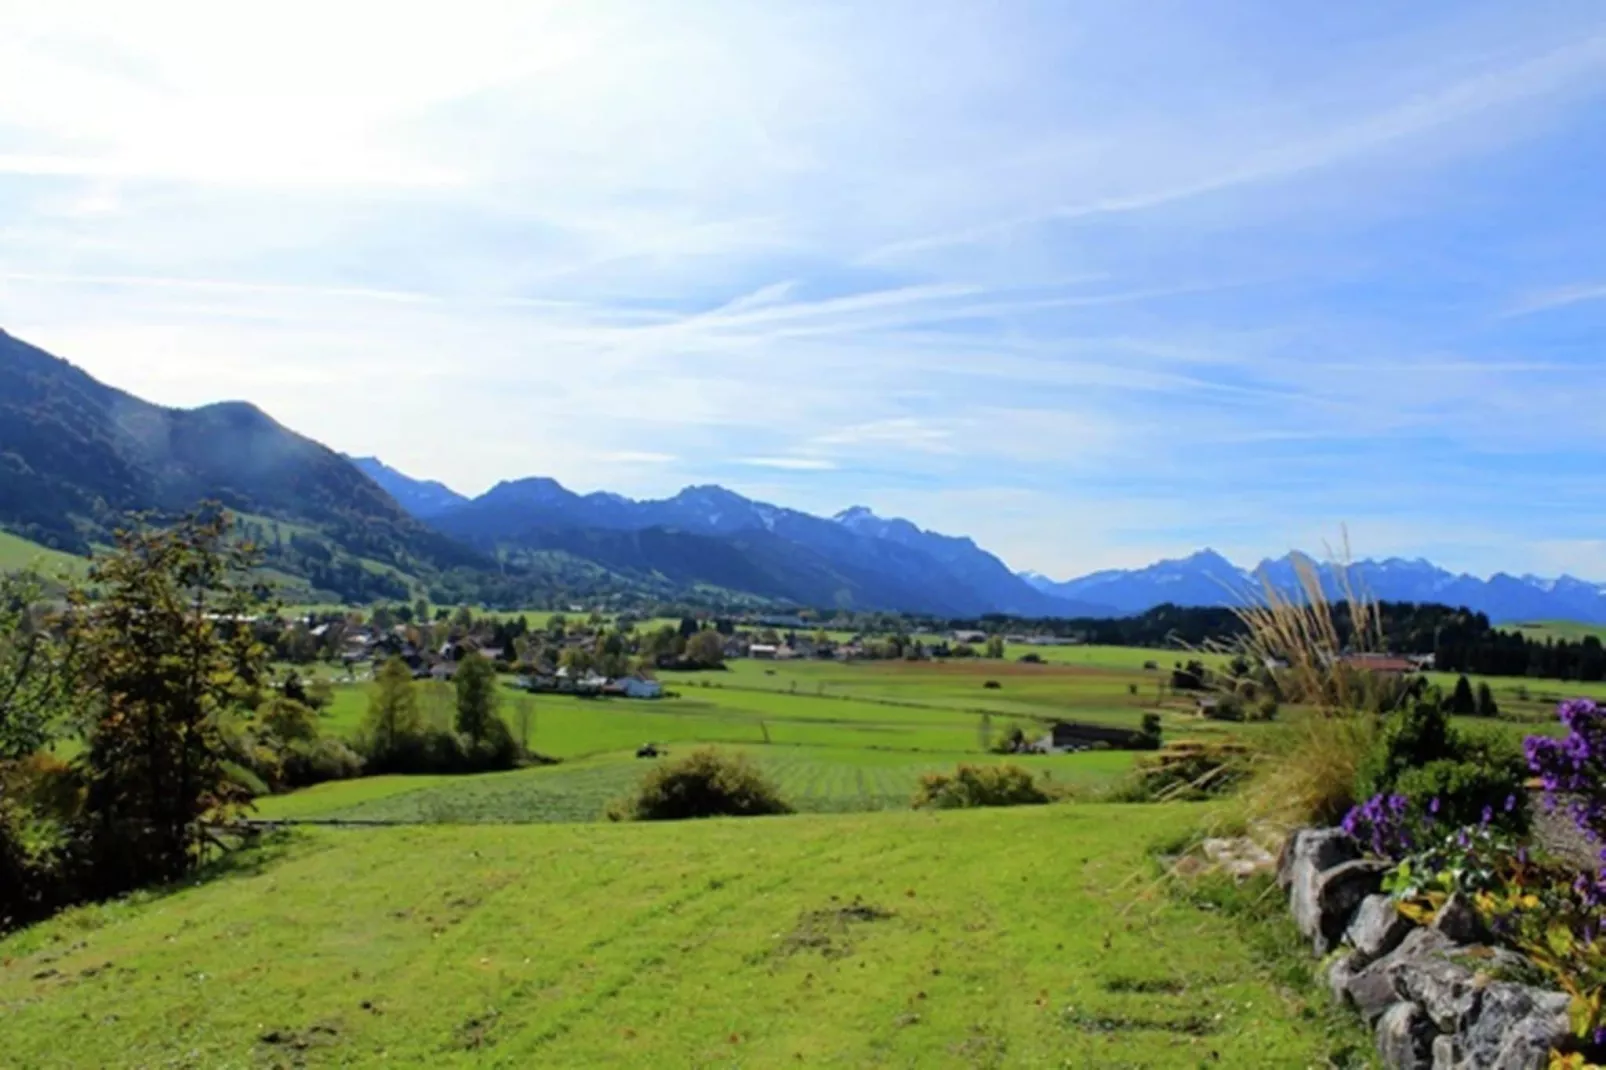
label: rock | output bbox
[1376,1001,1439,1070]
[1397,952,1480,1034]
[1344,929,1456,1025]
[1349,894,1415,963]
[1431,1035,1456,1070]
[1294,859,1392,954]
[1456,983,1570,1070]
[1201,836,1276,880]
[1278,827,1360,890]
[1431,893,1489,946]
[1326,951,1363,1004]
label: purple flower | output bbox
[1503,794,1516,813]
[1429,797,1441,815]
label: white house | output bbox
[618,677,663,699]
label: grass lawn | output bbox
[0,804,1364,1068]
[253,746,1137,824]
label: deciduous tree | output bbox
[72,511,268,893]
[454,653,499,742]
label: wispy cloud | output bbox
[3,2,1606,578]
[1505,282,1606,316]
[737,457,838,471]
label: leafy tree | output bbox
[984,635,1006,659]
[361,657,423,762]
[258,695,318,744]
[453,653,499,743]
[0,571,80,763]
[451,605,475,633]
[512,693,536,754]
[1475,681,1499,718]
[560,645,596,675]
[72,511,268,894]
[1449,674,1476,715]
[413,598,430,626]
[678,616,700,640]
[685,629,725,668]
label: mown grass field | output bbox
[288,652,1241,825]
[0,805,1367,1068]
[254,746,1136,824]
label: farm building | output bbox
[1045,721,1150,752]
[617,677,663,699]
[1338,653,1418,675]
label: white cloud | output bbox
[2,2,1605,577]
[737,457,838,471]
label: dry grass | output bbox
[1212,535,1386,829]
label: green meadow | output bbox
[0,805,1367,1068]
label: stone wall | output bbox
[1278,828,1576,1070]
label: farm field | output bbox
[1512,620,1606,643]
[253,745,1136,823]
[1421,670,1606,723]
[314,653,1231,752]
[0,804,1365,1068]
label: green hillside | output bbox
[0,529,88,577]
[0,807,1361,1068]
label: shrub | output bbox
[1114,742,1253,802]
[990,724,1030,754]
[982,680,1001,690]
[1138,713,1163,750]
[912,763,1054,809]
[1201,693,1245,722]
[1253,697,1280,722]
[606,748,792,821]
[279,737,365,787]
[1355,701,1528,833]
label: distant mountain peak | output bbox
[349,456,470,519]
[834,505,878,522]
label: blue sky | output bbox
[3,1,1606,580]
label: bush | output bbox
[1253,697,1280,722]
[1114,743,1253,802]
[279,737,365,787]
[1355,700,1528,832]
[912,763,1053,809]
[606,748,792,821]
[1138,713,1163,750]
[1201,693,1245,722]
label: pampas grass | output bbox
[1217,534,1386,830]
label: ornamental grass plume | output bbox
[1221,533,1387,828]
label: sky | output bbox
[3,1,1606,581]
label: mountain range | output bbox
[352,463,1098,617]
[1022,549,1606,625]
[3,326,1604,622]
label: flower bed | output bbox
[1276,698,1606,1069]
